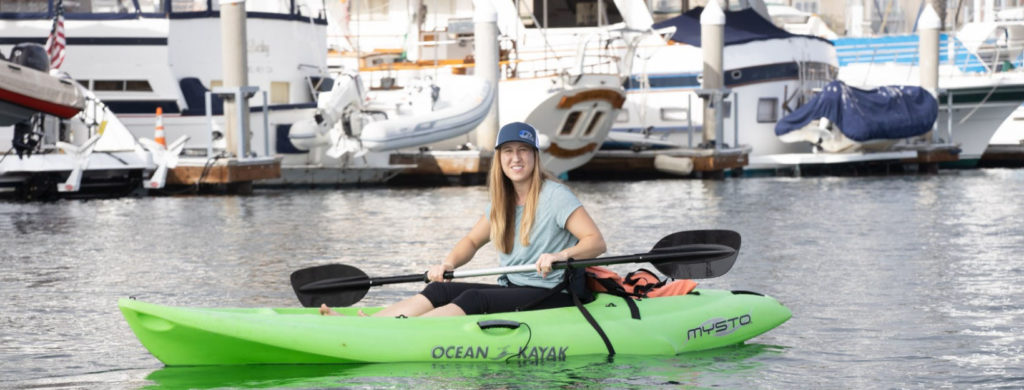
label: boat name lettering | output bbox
[431,345,489,359]
[686,314,752,340]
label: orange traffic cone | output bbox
[154,107,166,147]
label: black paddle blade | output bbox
[290,264,370,308]
[650,230,740,279]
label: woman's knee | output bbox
[451,290,485,315]
[420,282,452,308]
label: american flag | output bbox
[44,0,66,69]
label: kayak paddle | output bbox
[291,229,740,307]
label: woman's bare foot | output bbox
[319,304,369,317]
[320,304,341,316]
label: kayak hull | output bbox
[119,289,791,365]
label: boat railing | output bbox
[572,31,629,77]
[350,32,621,86]
[834,32,1024,76]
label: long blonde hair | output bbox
[488,148,552,254]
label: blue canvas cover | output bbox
[652,7,832,47]
[775,80,938,142]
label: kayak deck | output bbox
[120,289,791,365]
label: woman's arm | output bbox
[427,215,491,282]
[536,207,606,277]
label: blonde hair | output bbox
[488,147,552,254]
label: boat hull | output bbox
[0,62,85,126]
[119,289,791,365]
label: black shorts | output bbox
[419,282,575,315]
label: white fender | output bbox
[653,154,694,176]
[56,134,101,193]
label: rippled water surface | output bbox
[2,169,1023,388]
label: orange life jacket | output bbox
[585,266,698,298]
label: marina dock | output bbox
[388,151,492,186]
[574,147,750,179]
[165,156,282,193]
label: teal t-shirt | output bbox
[486,180,582,289]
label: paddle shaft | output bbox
[298,244,732,293]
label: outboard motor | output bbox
[12,114,44,159]
[287,71,366,151]
[9,43,50,72]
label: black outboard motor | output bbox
[9,43,50,72]
[12,114,44,159]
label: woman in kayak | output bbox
[322,121,606,317]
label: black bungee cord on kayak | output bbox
[506,323,532,363]
[516,258,617,357]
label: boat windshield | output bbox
[0,0,163,14]
[523,0,624,28]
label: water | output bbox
[2,170,1023,388]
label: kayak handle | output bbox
[476,319,521,330]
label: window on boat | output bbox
[220,0,288,13]
[757,98,778,123]
[125,80,153,92]
[42,0,165,14]
[132,0,162,13]
[525,0,623,28]
[660,107,688,122]
[0,1,47,12]
[583,111,604,137]
[560,111,582,136]
[722,101,731,119]
[172,0,209,12]
[271,82,290,104]
[89,80,153,92]
[93,81,123,91]
[649,0,681,15]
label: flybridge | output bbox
[0,0,327,24]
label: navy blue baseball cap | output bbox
[495,122,539,149]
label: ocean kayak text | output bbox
[431,345,569,361]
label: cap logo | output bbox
[519,130,535,143]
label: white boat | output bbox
[969,12,1024,152]
[832,22,1024,165]
[605,4,837,168]
[326,0,628,176]
[0,44,85,126]
[766,1,1024,166]
[0,1,409,186]
[287,71,493,158]
[0,53,153,200]
[989,104,1024,146]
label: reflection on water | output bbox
[142,345,779,389]
[2,169,1023,388]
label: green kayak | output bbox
[119,289,791,365]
